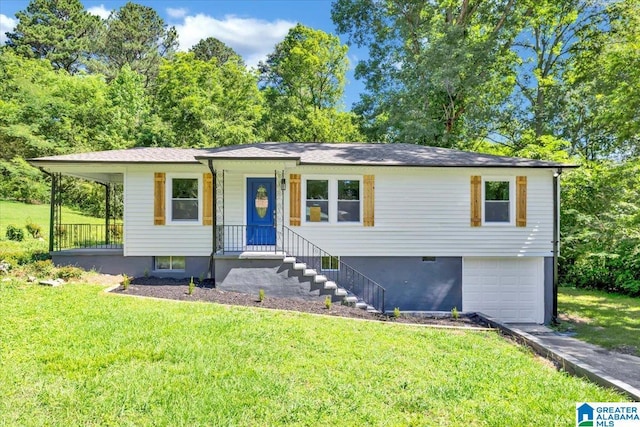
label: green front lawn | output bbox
[558,287,640,356]
[0,282,624,426]
[0,199,107,238]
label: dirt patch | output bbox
[111,277,486,328]
[558,312,593,325]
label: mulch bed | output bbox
[111,277,488,328]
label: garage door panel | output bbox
[463,257,544,323]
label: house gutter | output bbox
[207,160,216,280]
[552,168,562,323]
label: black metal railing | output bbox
[55,223,123,251]
[280,226,386,313]
[214,224,386,312]
[215,225,280,253]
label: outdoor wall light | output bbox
[280,177,286,191]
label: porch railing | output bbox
[215,224,385,313]
[55,223,123,251]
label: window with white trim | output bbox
[166,174,201,223]
[483,177,514,224]
[304,177,361,224]
[321,256,340,271]
[155,256,186,271]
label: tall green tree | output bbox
[190,37,242,65]
[4,0,101,73]
[154,52,262,147]
[259,23,362,142]
[332,0,525,146]
[95,2,178,87]
[485,0,605,159]
[566,0,640,159]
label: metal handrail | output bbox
[280,226,386,313]
[55,223,123,251]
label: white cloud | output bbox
[166,8,188,19]
[174,14,295,67]
[0,14,17,44]
[87,5,111,20]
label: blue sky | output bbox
[0,0,365,109]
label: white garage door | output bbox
[463,257,544,324]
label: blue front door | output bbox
[246,178,276,245]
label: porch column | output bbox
[215,168,225,253]
[48,173,62,252]
[105,183,111,245]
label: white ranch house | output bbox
[29,142,575,324]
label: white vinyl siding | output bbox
[123,165,211,257]
[280,166,554,257]
[125,163,554,258]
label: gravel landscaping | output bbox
[111,276,485,328]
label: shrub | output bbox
[25,222,42,239]
[451,307,460,320]
[56,265,83,280]
[324,295,332,309]
[188,277,195,296]
[393,307,400,319]
[122,274,130,290]
[6,225,24,242]
[29,260,55,277]
[258,289,265,302]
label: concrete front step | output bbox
[324,281,337,290]
[334,288,348,297]
[314,275,327,283]
[293,262,306,270]
[283,256,297,264]
[303,269,317,277]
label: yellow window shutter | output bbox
[154,172,166,225]
[289,174,301,226]
[203,173,213,226]
[363,175,375,227]
[516,176,527,227]
[470,175,481,227]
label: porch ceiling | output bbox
[28,162,125,184]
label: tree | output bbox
[566,0,640,159]
[4,0,101,73]
[96,2,178,86]
[259,23,361,142]
[484,0,605,159]
[190,37,242,65]
[154,52,262,147]
[332,0,525,146]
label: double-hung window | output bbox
[167,175,201,223]
[304,177,361,224]
[483,177,513,224]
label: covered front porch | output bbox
[46,171,124,253]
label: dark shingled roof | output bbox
[197,142,573,168]
[30,147,207,164]
[29,142,575,168]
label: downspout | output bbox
[39,168,55,253]
[552,168,562,324]
[207,160,216,280]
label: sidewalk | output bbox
[479,316,640,401]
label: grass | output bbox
[558,286,640,356]
[0,199,107,238]
[0,282,625,426]
[0,200,117,264]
